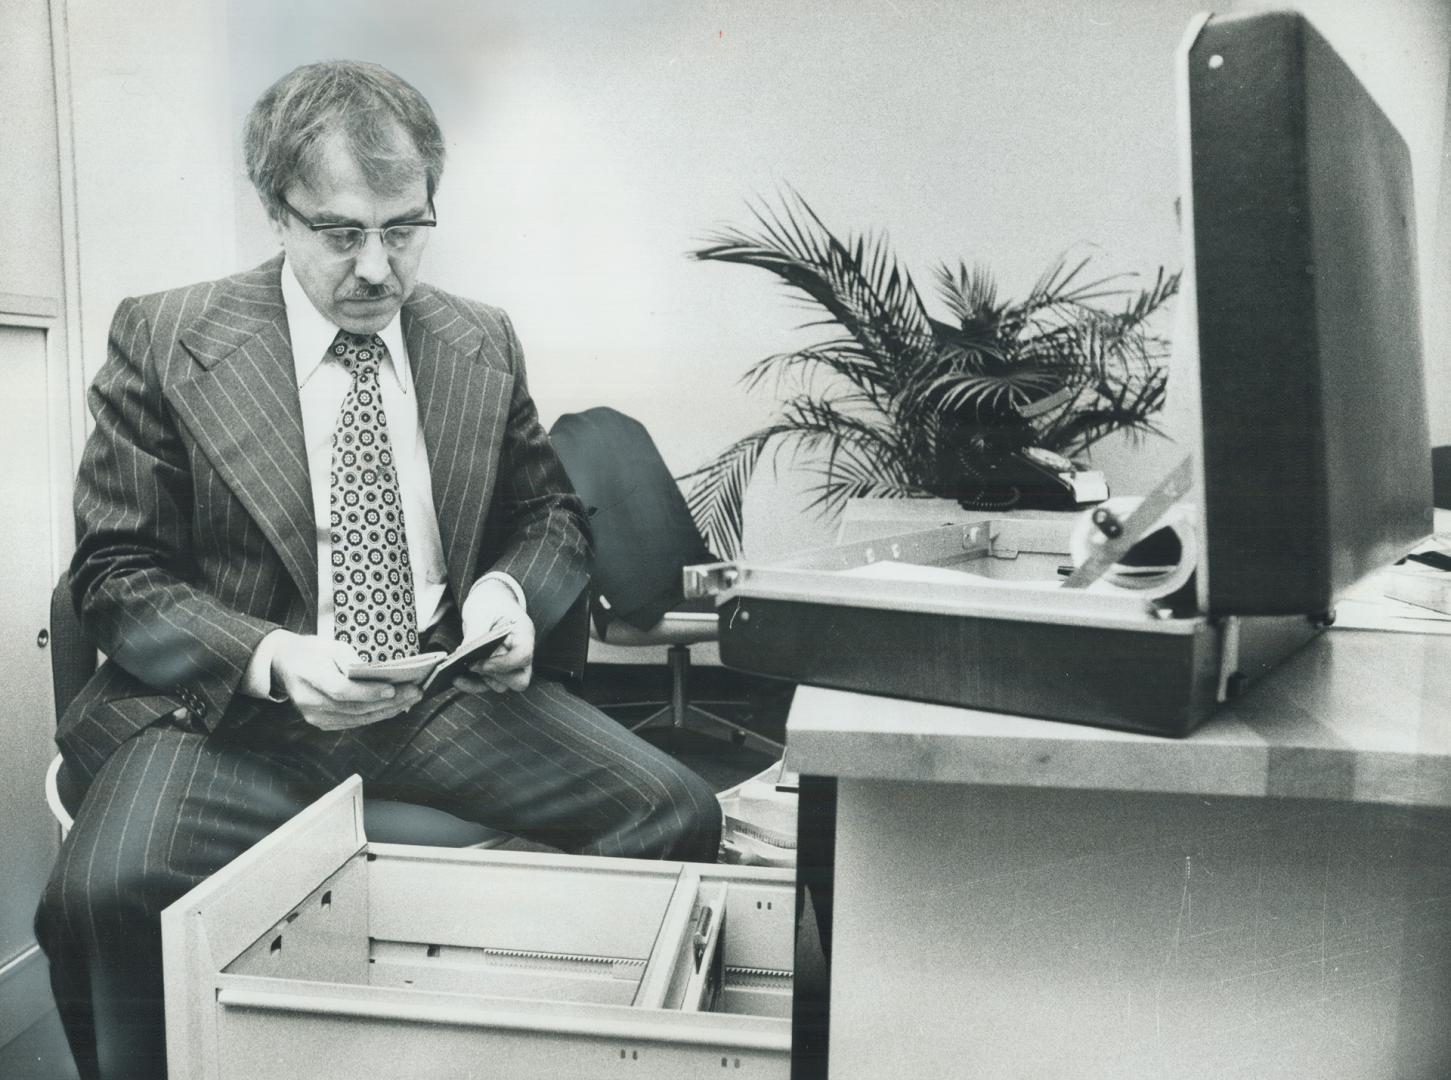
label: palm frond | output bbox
[678,428,783,559]
[741,344,899,415]
[1117,267,1181,329]
[800,435,916,517]
[934,262,1000,327]
[922,366,1065,417]
[694,190,938,398]
[774,395,908,467]
[1022,256,1124,313]
[1038,368,1170,455]
[678,400,907,557]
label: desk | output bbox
[787,628,1451,1079]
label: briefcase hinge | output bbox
[1214,615,1241,702]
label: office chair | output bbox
[550,408,783,757]
[43,573,590,845]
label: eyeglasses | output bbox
[280,196,436,257]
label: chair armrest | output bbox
[596,610,719,648]
[45,754,74,836]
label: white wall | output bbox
[226,0,1208,555]
[67,0,239,388]
[1,0,65,304]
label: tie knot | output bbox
[330,331,386,376]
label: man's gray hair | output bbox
[244,60,445,220]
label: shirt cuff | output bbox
[462,572,527,632]
[241,628,290,701]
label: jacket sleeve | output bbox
[69,296,277,732]
[473,313,591,636]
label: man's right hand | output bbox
[269,632,423,731]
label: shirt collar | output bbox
[280,257,411,393]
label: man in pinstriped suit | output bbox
[36,60,721,1080]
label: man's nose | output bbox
[352,233,391,284]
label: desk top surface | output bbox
[784,500,1451,807]
[786,626,1451,808]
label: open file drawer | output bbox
[162,778,793,1078]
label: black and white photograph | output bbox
[3,1,1451,1077]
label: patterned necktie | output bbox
[328,330,419,662]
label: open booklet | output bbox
[344,625,512,698]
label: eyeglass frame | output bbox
[278,195,437,256]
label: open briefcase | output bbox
[687,10,1433,738]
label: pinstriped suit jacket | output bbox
[62,254,590,781]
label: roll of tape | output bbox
[1068,496,1198,600]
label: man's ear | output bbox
[265,202,288,245]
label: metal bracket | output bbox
[683,562,741,599]
[685,523,997,599]
[1062,456,1195,591]
[776,523,994,571]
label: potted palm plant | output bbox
[680,192,1179,558]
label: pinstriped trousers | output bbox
[35,680,721,1080]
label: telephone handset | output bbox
[951,446,1108,511]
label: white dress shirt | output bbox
[243,260,523,695]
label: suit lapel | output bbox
[404,287,513,604]
[168,256,319,619]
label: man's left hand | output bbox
[456,578,534,694]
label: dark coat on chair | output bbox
[549,408,715,631]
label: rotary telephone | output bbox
[949,445,1108,511]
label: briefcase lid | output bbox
[1178,10,1432,617]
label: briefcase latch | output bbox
[683,561,742,599]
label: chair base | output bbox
[630,702,785,758]
[626,644,785,758]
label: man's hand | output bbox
[456,578,535,694]
[270,632,423,730]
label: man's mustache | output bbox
[342,284,398,301]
